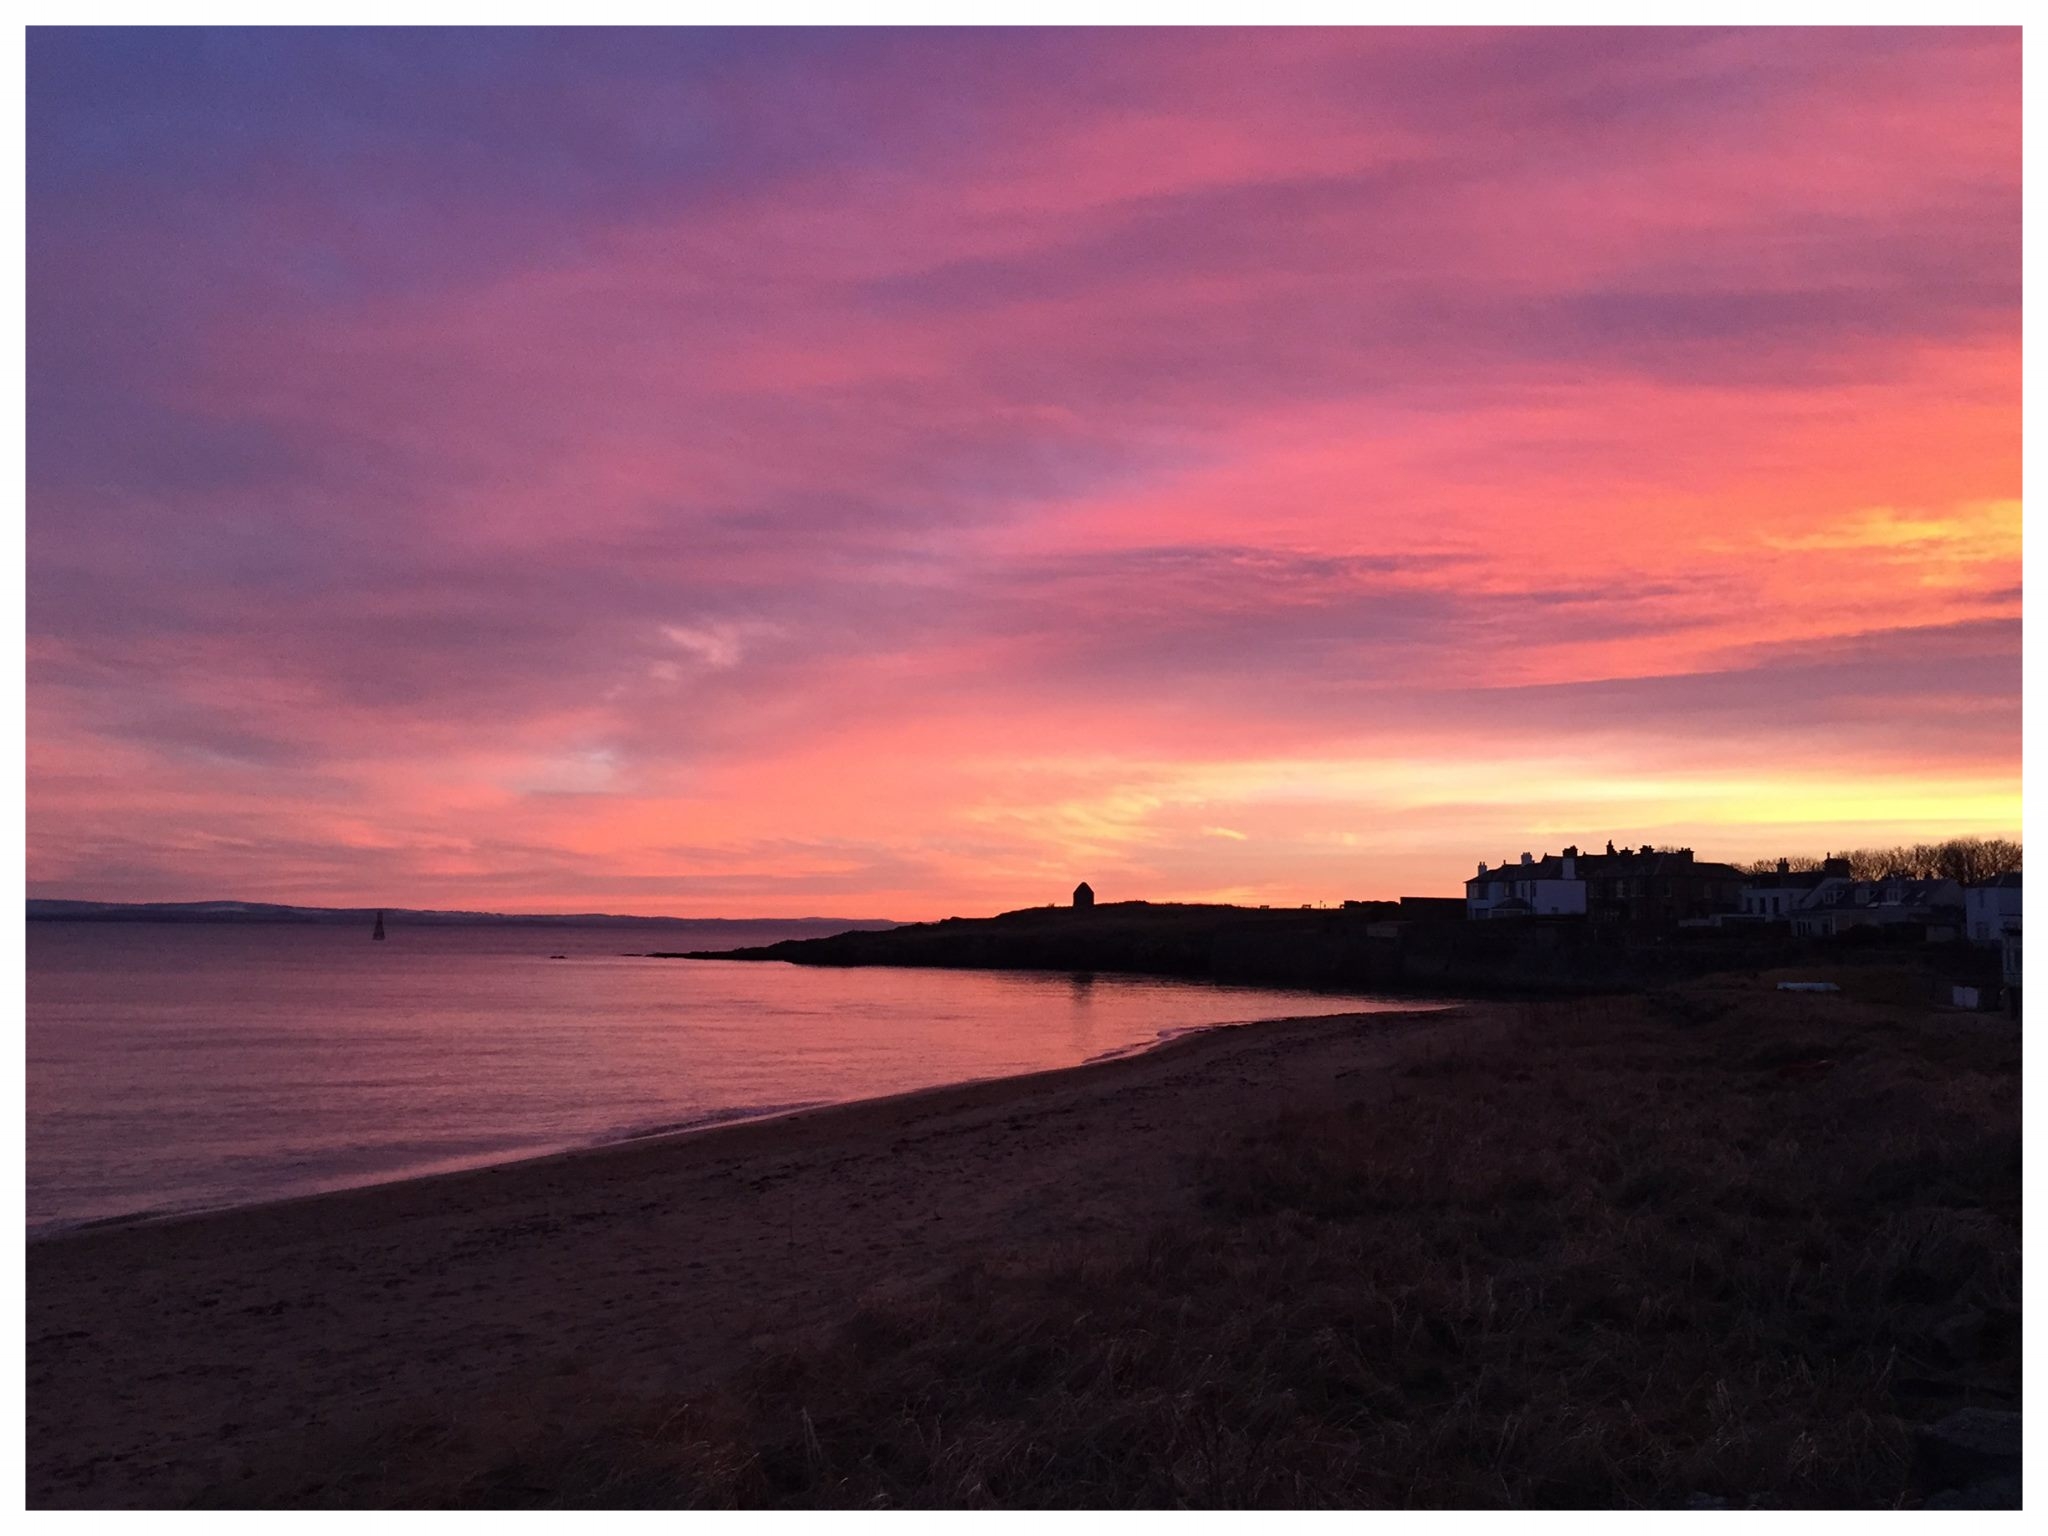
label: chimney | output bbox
[1562,852,1576,880]
[1605,840,1616,856]
[1521,852,1533,866]
[1477,862,1487,878]
[1777,858,1789,876]
[1563,845,1578,858]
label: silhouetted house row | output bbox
[1466,843,1745,925]
[1470,845,2011,941]
[1732,855,1975,939]
[1787,876,1964,940]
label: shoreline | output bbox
[28,1004,1445,1247]
[30,1003,1466,1506]
[28,1096,838,1246]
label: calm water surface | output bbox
[28,921,1417,1232]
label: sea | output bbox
[26,920,1415,1235]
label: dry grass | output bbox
[237,981,2019,1509]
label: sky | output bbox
[25,27,2021,919]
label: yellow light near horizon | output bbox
[1709,782,2019,830]
[968,754,2019,876]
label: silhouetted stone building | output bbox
[1073,881,1095,909]
[1468,843,1745,925]
[1581,845,1746,925]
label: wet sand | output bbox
[28,1002,1467,1507]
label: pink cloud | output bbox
[28,28,2019,914]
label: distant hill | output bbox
[26,899,898,933]
[681,900,1404,986]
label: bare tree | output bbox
[1981,837,2023,875]
[1935,836,2023,885]
[1739,838,2020,884]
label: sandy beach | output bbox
[28,1003,1461,1507]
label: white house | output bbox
[1965,873,2022,947]
[1466,849,1587,919]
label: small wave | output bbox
[1080,1021,1231,1066]
[595,1101,831,1145]
[30,1204,188,1241]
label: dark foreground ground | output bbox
[29,965,2018,1508]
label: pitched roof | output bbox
[1469,855,1574,883]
